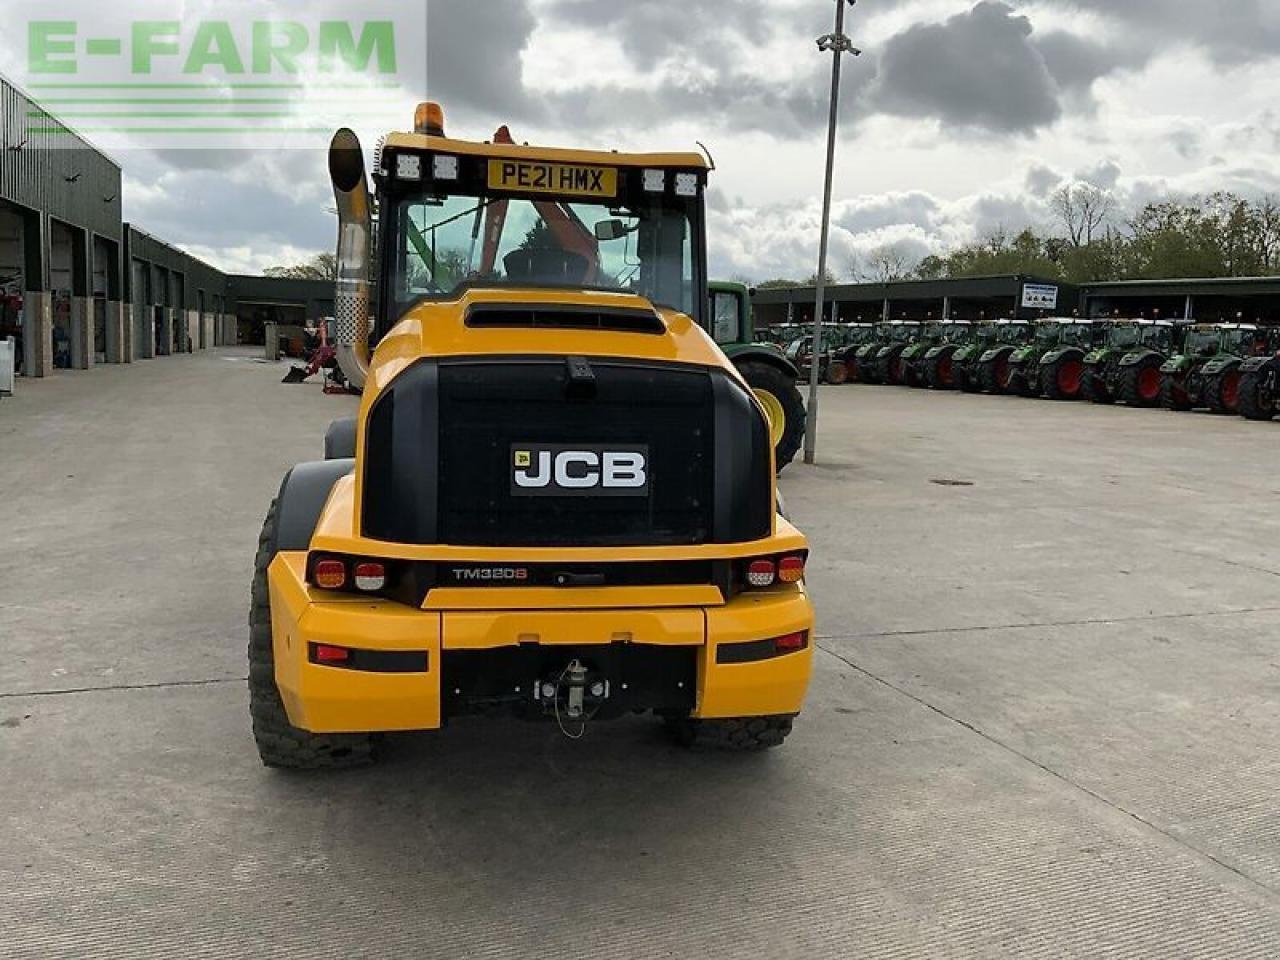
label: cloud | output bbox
[1025,165,1064,196]
[1057,1,1280,65]
[1034,31,1131,93]
[427,0,541,122]
[867,2,1062,133]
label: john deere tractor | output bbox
[920,321,976,390]
[1037,319,1105,401]
[1237,327,1280,421]
[709,281,806,469]
[249,104,815,768]
[1082,319,1181,407]
[897,322,946,388]
[973,320,1036,394]
[873,320,924,385]
[1161,323,1265,414]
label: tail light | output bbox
[308,554,392,595]
[741,552,808,590]
[312,643,351,664]
[313,558,347,589]
[746,559,776,587]
[353,561,386,592]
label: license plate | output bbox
[487,159,618,199]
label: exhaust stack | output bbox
[329,128,372,391]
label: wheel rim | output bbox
[995,358,1010,389]
[891,358,903,382]
[1058,360,1084,397]
[849,360,859,381]
[1138,366,1161,401]
[829,362,848,384]
[1222,371,1241,411]
[753,389,787,448]
[939,357,954,386]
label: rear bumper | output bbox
[267,554,814,734]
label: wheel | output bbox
[1014,365,1041,398]
[825,359,849,385]
[1120,360,1163,407]
[977,358,1006,394]
[664,714,795,751]
[249,498,375,770]
[957,363,979,393]
[885,355,905,385]
[1081,367,1113,404]
[924,352,956,390]
[1043,357,1086,401]
[1237,369,1277,421]
[1160,375,1192,411]
[846,357,861,382]
[1206,369,1242,415]
[738,361,806,472]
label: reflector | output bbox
[778,554,805,583]
[313,559,346,589]
[746,559,776,588]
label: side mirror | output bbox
[594,219,631,242]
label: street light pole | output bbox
[804,0,861,465]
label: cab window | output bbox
[711,290,741,344]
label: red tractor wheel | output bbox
[847,359,860,382]
[1220,370,1242,413]
[826,360,850,385]
[937,356,955,388]
[1056,359,1084,399]
[995,357,1013,392]
[1137,365,1162,403]
[889,356,904,384]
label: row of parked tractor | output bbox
[774,318,1280,420]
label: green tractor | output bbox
[949,322,1001,392]
[826,323,877,383]
[920,321,979,390]
[1236,328,1280,421]
[972,320,1037,394]
[897,322,948,388]
[785,322,858,385]
[872,320,924,385]
[845,322,891,383]
[1080,319,1181,407]
[709,281,807,469]
[1160,323,1266,415]
[1034,319,1106,401]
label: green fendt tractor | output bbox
[786,323,856,385]
[1236,327,1280,421]
[898,322,946,388]
[873,320,924,385]
[1081,319,1182,407]
[920,321,977,390]
[951,322,1002,392]
[974,320,1038,394]
[847,322,891,383]
[826,323,877,383]
[708,281,807,469]
[1036,319,1105,401]
[1160,323,1265,415]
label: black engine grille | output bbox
[361,356,771,548]
[438,360,713,546]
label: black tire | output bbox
[1014,366,1041,398]
[956,363,979,393]
[977,359,1005,395]
[738,361,806,473]
[1161,375,1192,411]
[1204,371,1238,416]
[1237,369,1276,421]
[665,714,795,751]
[249,498,375,769]
[1081,367,1112,404]
[1119,360,1163,407]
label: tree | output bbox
[850,242,917,283]
[264,252,337,282]
[1052,183,1115,248]
[756,278,804,290]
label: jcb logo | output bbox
[511,444,649,497]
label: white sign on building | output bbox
[1021,283,1060,311]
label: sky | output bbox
[12,0,1280,281]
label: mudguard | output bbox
[1239,354,1278,374]
[1119,349,1158,369]
[924,346,948,360]
[1201,357,1240,377]
[324,417,358,460]
[855,344,879,360]
[876,345,895,360]
[1040,347,1082,367]
[1160,355,1191,375]
[726,343,801,379]
[979,346,1014,364]
[274,459,356,552]
[1009,347,1036,364]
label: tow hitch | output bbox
[534,658,610,737]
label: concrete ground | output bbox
[2,348,1279,958]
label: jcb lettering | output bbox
[512,445,649,497]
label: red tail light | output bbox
[777,554,805,583]
[313,558,346,590]
[353,561,386,592]
[312,644,350,663]
[774,631,808,653]
[746,559,776,588]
